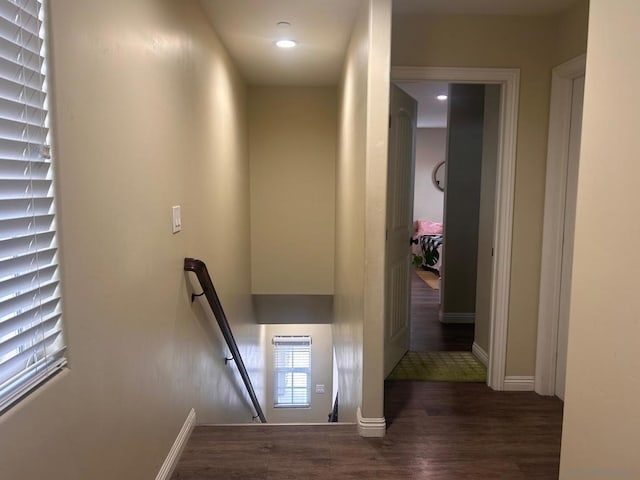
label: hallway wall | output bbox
[560,0,640,475]
[553,0,589,66]
[392,8,589,377]
[334,0,391,424]
[0,1,262,478]
[249,87,337,295]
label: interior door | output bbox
[384,84,417,377]
[555,75,585,400]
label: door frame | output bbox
[391,66,520,390]
[535,55,587,396]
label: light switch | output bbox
[172,205,182,234]
[315,384,325,394]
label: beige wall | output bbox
[413,128,446,224]
[393,12,576,375]
[334,0,368,423]
[553,0,590,66]
[334,0,391,423]
[361,0,392,421]
[249,87,337,295]
[263,324,333,423]
[560,0,640,476]
[0,1,263,479]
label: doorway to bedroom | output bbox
[386,80,501,382]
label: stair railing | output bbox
[184,258,266,423]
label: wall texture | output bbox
[560,0,640,476]
[249,87,337,295]
[413,128,446,224]
[333,0,369,423]
[0,1,262,478]
[393,13,558,375]
[263,323,333,423]
[334,0,391,423]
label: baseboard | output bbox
[356,406,386,438]
[472,342,489,367]
[503,376,535,391]
[440,312,475,324]
[155,408,196,480]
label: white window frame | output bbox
[0,0,66,413]
[273,335,311,408]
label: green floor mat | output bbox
[387,351,487,382]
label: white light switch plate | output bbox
[172,205,182,234]
[315,384,325,394]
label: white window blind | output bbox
[0,0,65,412]
[273,335,311,408]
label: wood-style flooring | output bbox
[410,270,474,351]
[171,270,564,479]
[172,382,563,479]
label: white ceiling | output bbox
[199,0,361,86]
[396,82,449,128]
[199,0,579,87]
[393,0,579,16]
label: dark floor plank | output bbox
[410,270,474,351]
[172,382,563,479]
[172,274,561,480]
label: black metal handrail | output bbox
[184,258,266,423]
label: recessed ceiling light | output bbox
[275,21,296,48]
[437,94,448,101]
[275,39,297,48]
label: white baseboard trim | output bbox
[155,408,196,480]
[441,312,475,324]
[472,342,489,367]
[503,376,535,391]
[357,406,386,438]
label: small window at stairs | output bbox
[273,336,311,408]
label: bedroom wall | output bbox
[0,1,263,479]
[249,87,337,295]
[392,13,556,376]
[334,0,391,424]
[263,323,333,423]
[441,84,485,320]
[560,0,640,475]
[413,128,446,224]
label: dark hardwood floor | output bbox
[171,270,563,479]
[172,382,563,479]
[410,270,474,351]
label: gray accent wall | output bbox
[474,85,501,351]
[441,84,485,320]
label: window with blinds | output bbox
[0,0,65,413]
[273,336,311,408]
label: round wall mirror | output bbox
[433,161,445,192]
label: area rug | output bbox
[387,351,487,382]
[415,269,440,290]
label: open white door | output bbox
[384,84,417,377]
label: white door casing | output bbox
[391,67,520,390]
[536,55,587,396]
[555,75,584,400]
[383,84,417,377]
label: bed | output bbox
[412,220,443,275]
